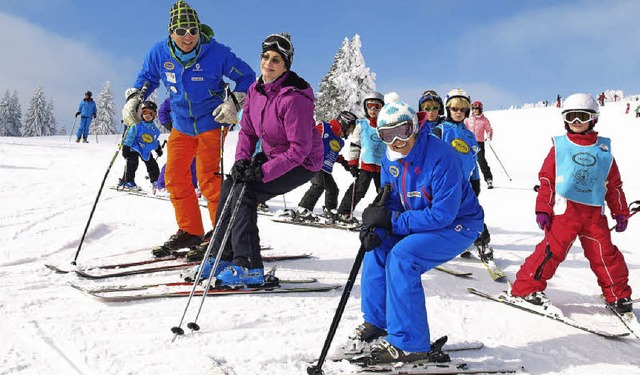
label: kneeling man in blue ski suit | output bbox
[354,101,484,363]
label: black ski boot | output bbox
[152,230,202,258]
[350,322,387,343]
[368,339,430,364]
[185,230,214,261]
[608,297,633,314]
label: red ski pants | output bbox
[511,203,631,303]
[165,128,223,236]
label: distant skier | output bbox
[296,111,357,223]
[336,92,386,224]
[625,102,630,114]
[120,101,163,190]
[598,92,606,106]
[509,93,633,315]
[75,91,97,143]
[556,94,561,108]
[352,101,483,362]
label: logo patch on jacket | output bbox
[389,165,399,177]
[142,133,154,143]
[329,139,341,152]
[599,143,610,152]
[407,191,421,198]
[572,152,596,167]
[164,62,175,70]
[165,72,176,83]
[450,139,470,154]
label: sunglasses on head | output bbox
[563,110,596,124]
[421,106,440,112]
[262,34,293,54]
[260,52,283,65]
[377,120,415,144]
[450,107,468,113]
[173,26,200,37]
[366,101,383,110]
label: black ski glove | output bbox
[362,184,394,230]
[230,159,251,182]
[242,164,263,183]
[155,146,163,158]
[93,113,97,119]
[359,227,381,252]
[75,112,80,118]
[121,145,132,158]
[349,165,359,178]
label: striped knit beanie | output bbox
[168,1,200,32]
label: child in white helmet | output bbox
[509,93,633,315]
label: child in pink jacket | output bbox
[464,101,494,188]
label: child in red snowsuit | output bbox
[510,93,633,314]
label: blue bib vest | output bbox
[320,122,344,173]
[359,119,386,166]
[554,135,612,206]
[127,121,161,161]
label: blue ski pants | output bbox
[361,226,478,352]
[76,117,93,140]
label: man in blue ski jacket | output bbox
[122,1,256,256]
[352,101,484,363]
[75,91,97,143]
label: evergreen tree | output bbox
[1,90,23,136]
[314,34,376,121]
[344,34,376,118]
[22,86,55,137]
[315,38,349,122]
[45,100,58,135]
[92,81,117,135]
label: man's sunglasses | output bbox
[174,27,200,37]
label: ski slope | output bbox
[1,100,639,374]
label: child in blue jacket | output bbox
[121,101,163,190]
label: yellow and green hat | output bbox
[168,1,200,32]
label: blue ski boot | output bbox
[216,265,264,287]
[181,258,232,282]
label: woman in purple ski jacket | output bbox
[193,32,323,287]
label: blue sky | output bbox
[1,0,640,131]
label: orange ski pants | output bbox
[165,128,224,236]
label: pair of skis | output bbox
[434,245,507,281]
[468,287,636,339]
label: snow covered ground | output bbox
[1,100,639,375]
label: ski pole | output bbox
[170,181,240,340]
[308,185,390,375]
[68,116,78,142]
[487,141,512,181]
[349,172,358,219]
[71,82,149,265]
[185,184,247,333]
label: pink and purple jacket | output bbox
[465,114,493,142]
[235,70,323,183]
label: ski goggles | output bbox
[141,108,157,116]
[563,110,596,124]
[420,105,440,112]
[262,34,293,55]
[366,101,383,110]
[377,120,415,144]
[173,26,200,37]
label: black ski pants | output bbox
[212,166,315,269]
[476,142,493,182]
[125,154,160,184]
[337,170,381,215]
[298,171,339,212]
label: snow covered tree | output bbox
[314,34,376,121]
[0,90,23,136]
[315,38,349,122]
[22,86,56,137]
[45,100,59,135]
[92,81,117,135]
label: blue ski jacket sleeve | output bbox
[381,133,484,236]
[132,35,256,136]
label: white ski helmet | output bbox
[562,93,599,131]
[561,93,599,115]
[445,88,471,107]
[377,101,419,137]
[363,91,385,117]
